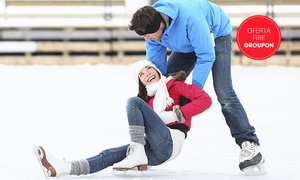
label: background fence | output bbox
[0,0,299,66]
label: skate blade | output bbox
[112,167,149,177]
[243,163,267,176]
[33,146,55,178]
[113,164,147,171]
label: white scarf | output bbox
[146,76,174,113]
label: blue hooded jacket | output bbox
[146,0,232,88]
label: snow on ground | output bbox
[0,63,299,180]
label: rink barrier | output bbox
[0,40,299,66]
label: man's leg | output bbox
[212,34,259,145]
[213,34,266,175]
[167,51,196,76]
[167,51,196,105]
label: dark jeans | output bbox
[167,34,259,146]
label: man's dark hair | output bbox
[128,6,160,35]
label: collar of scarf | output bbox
[146,76,174,113]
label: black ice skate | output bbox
[239,141,267,176]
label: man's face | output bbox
[143,22,164,42]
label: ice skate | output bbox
[33,146,71,178]
[239,141,267,176]
[112,167,150,177]
[112,142,148,171]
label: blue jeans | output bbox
[167,34,259,146]
[87,97,173,173]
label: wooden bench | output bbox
[1,0,128,28]
[2,28,300,41]
[0,40,299,66]
[5,0,125,6]
[210,0,300,5]
[208,0,300,28]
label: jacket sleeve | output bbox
[174,81,212,120]
[187,14,215,88]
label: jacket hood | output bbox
[154,0,179,21]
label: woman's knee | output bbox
[126,97,145,110]
[127,96,142,105]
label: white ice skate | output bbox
[239,141,267,176]
[112,142,148,171]
[33,146,71,178]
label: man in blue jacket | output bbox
[128,0,267,176]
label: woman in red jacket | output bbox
[34,60,212,178]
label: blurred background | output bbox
[0,0,299,66]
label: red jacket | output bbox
[146,78,212,129]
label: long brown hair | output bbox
[137,80,148,102]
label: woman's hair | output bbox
[137,80,148,101]
[168,71,187,81]
[137,67,161,101]
[137,70,187,102]
[128,5,158,34]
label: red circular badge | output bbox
[236,15,281,60]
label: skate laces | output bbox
[126,143,136,156]
[240,142,256,162]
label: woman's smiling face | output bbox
[138,66,160,86]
